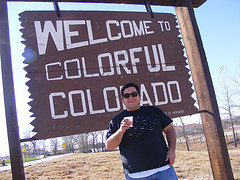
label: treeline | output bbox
[21,130,107,158]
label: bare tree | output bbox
[72,133,89,153]
[49,138,60,155]
[99,130,107,152]
[21,143,31,158]
[221,83,237,147]
[233,64,240,109]
[39,140,48,155]
[62,136,76,153]
[23,128,39,156]
[218,67,237,147]
[89,131,100,152]
[179,117,190,151]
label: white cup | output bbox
[123,116,133,127]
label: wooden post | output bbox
[0,1,25,179]
[175,0,234,179]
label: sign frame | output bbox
[0,0,234,179]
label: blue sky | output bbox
[0,0,239,156]
[194,0,240,81]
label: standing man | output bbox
[105,83,178,179]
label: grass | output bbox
[3,158,39,164]
[23,158,39,162]
[0,142,239,180]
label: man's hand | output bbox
[165,149,176,166]
[119,118,132,133]
[105,118,132,151]
[163,124,176,166]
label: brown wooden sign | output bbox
[20,11,197,139]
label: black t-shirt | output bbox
[106,106,173,174]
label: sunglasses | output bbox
[123,91,138,98]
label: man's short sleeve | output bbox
[106,120,115,140]
[155,107,173,129]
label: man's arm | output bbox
[105,119,132,150]
[163,123,176,166]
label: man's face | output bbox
[122,86,140,111]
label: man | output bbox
[1,160,6,166]
[105,83,178,179]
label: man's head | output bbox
[121,83,140,97]
[121,83,141,111]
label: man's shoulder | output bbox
[112,110,127,120]
[140,106,166,116]
[141,106,162,111]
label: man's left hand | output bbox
[165,149,175,166]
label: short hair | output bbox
[121,83,140,97]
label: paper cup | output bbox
[123,116,133,127]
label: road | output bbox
[0,153,74,172]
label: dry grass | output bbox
[0,142,239,180]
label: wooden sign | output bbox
[20,11,197,139]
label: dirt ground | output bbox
[0,142,239,180]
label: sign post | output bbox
[175,0,234,179]
[0,0,25,179]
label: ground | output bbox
[0,141,239,180]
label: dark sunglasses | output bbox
[123,91,138,98]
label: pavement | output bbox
[0,153,74,172]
